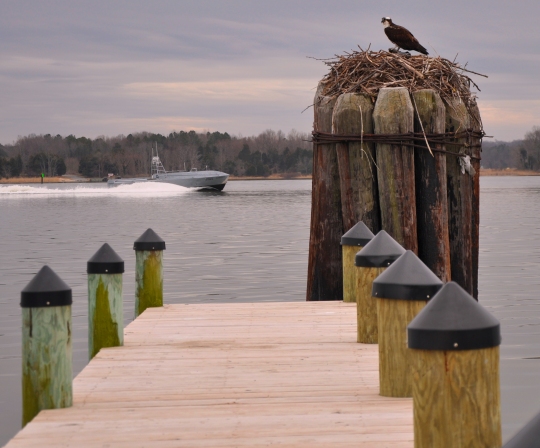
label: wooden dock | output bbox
[7,301,413,447]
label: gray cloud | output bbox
[1,0,539,142]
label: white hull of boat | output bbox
[108,170,229,191]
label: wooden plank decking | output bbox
[7,301,413,447]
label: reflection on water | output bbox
[0,178,540,443]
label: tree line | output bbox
[3,125,540,179]
[0,129,312,179]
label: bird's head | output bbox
[381,17,392,27]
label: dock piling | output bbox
[87,243,124,359]
[20,266,73,426]
[408,282,501,447]
[354,230,405,343]
[341,221,374,303]
[372,251,442,397]
[134,229,166,317]
[373,87,417,253]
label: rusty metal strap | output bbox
[311,130,484,161]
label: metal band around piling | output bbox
[87,243,124,359]
[20,266,73,426]
[134,229,165,317]
[341,222,374,303]
[372,251,442,398]
[354,230,405,343]
[407,282,501,447]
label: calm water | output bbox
[0,177,539,444]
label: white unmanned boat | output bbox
[108,146,229,191]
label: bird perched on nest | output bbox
[381,17,428,55]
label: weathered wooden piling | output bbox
[445,99,474,297]
[372,251,442,397]
[87,243,124,359]
[412,90,450,282]
[20,266,72,426]
[471,103,482,299]
[332,93,380,232]
[503,409,540,448]
[373,87,417,253]
[307,84,343,301]
[341,221,374,303]
[354,230,405,343]
[408,282,501,447]
[134,229,166,317]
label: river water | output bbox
[0,177,539,444]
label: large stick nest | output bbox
[316,48,486,129]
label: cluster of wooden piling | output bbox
[307,85,480,301]
[344,224,504,446]
[19,228,166,426]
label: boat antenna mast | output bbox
[151,142,167,178]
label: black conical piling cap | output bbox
[87,243,125,274]
[133,228,166,251]
[355,230,405,268]
[21,265,72,308]
[503,409,540,448]
[372,250,443,300]
[408,282,501,351]
[341,221,375,247]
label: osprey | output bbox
[381,17,428,55]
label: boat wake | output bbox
[0,182,190,198]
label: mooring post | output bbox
[341,221,374,303]
[373,87,417,253]
[412,90,450,282]
[87,243,124,359]
[408,282,501,447]
[354,230,405,343]
[470,103,482,299]
[502,409,540,447]
[372,251,442,397]
[445,98,474,297]
[332,92,380,232]
[20,265,72,426]
[307,83,343,301]
[134,228,166,317]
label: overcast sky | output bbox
[1,0,539,143]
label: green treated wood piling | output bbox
[134,228,166,317]
[341,221,374,303]
[373,251,442,397]
[20,266,72,426]
[87,243,124,359]
[354,230,405,343]
[408,282,501,447]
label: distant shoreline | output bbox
[2,170,540,184]
[480,168,540,176]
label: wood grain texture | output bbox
[22,306,72,426]
[135,250,163,317]
[411,347,501,448]
[307,83,344,301]
[8,302,414,447]
[445,98,473,296]
[470,103,481,300]
[377,298,426,398]
[88,273,123,359]
[342,244,362,303]
[333,93,380,233]
[373,88,418,253]
[356,266,384,343]
[412,90,450,282]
